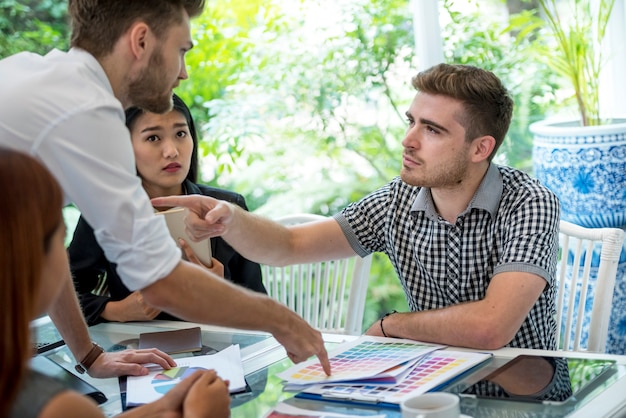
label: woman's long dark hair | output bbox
[125,94,199,183]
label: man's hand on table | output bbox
[87,348,176,378]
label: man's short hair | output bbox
[412,63,514,160]
[68,0,205,58]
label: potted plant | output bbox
[525,0,626,229]
[536,0,612,127]
[520,0,626,355]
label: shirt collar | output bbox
[68,47,115,97]
[409,163,503,220]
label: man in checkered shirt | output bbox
[154,63,560,350]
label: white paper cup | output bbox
[400,392,461,418]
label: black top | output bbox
[69,180,266,325]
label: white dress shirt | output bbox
[0,48,180,291]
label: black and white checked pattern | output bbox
[462,357,573,402]
[335,164,560,349]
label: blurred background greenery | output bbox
[2,0,571,331]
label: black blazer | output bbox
[69,180,266,325]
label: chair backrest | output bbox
[262,213,372,335]
[556,220,625,352]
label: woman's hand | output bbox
[101,291,161,322]
[178,239,225,277]
[183,370,231,418]
[121,369,230,418]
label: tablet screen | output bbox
[30,355,108,404]
[461,355,616,404]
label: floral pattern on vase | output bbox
[532,118,626,354]
[531,119,626,229]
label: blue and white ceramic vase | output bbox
[531,118,626,354]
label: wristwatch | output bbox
[75,342,104,374]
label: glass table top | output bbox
[29,317,626,418]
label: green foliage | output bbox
[442,0,559,172]
[191,0,414,210]
[0,0,68,58]
[174,0,292,183]
[511,0,616,126]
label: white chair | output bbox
[262,213,372,335]
[556,220,625,352]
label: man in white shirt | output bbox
[0,0,329,377]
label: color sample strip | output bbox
[278,336,443,385]
[300,350,492,405]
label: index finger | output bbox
[151,195,197,209]
[136,348,177,368]
[317,347,331,376]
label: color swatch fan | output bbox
[277,336,444,385]
[297,350,492,407]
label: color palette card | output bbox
[283,356,423,392]
[297,350,492,407]
[277,336,444,385]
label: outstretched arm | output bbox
[141,259,331,375]
[151,195,356,266]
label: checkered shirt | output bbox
[334,164,560,349]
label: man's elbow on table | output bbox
[469,318,518,350]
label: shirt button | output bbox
[449,272,458,280]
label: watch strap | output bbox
[75,342,104,374]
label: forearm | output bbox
[141,259,330,373]
[222,207,355,267]
[221,206,295,266]
[374,271,548,349]
[377,302,520,350]
[141,261,292,334]
[101,300,128,322]
[47,275,94,361]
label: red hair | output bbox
[0,148,63,415]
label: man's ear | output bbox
[128,22,152,60]
[471,135,496,163]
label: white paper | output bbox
[126,344,246,406]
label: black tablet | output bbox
[460,354,616,405]
[29,355,108,405]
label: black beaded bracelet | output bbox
[380,310,397,338]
